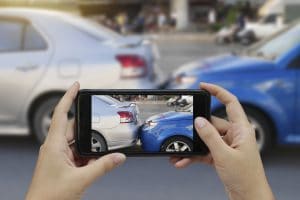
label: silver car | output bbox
[0,8,162,142]
[92,95,140,152]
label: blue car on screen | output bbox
[167,21,300,153]
[140,110,193,152]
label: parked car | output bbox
[92,95,140,152]
[167,21,300,153]
[177,95,193,107]
[215,25,238,44]
[216,15,285,45]
[237,14,285,45]
[0,8,162,143]
[140,110,193,152]
[166,96,180,107]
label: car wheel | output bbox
[161,136,193,152]
[91,131,107,152]
[241,31,256,45]
[214,107,272,153]
[32,96,74,144]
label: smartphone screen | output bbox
[76,90,210,156]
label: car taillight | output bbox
[118,111,134,123]
[116,55,147,78]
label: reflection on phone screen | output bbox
[91,95,194,153]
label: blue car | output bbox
[140,110,193,152]
[167,21,300,152]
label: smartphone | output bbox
[75,89,210,156]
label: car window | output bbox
[23,24,47,51]
[0,20,23,52]
[261,14,277,24]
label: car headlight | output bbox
[145,120,158,129]
[176,75,197,85]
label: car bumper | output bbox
[139,125,162,152]
[95,123,139,150]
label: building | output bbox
[78,0,214,30]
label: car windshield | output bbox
[245,22,300,60]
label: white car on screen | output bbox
[0,8,162,143]
[91,96,140,152]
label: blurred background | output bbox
[0,0,300,199]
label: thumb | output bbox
[194,117,228,157]
[78,153,126,187]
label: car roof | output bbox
[0,7,76,18]
[0,7,121,40]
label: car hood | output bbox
[146,111,192,123]
[173,54,275,76]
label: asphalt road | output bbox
[0,38,299,200]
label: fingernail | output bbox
[195,117,206,129]
[112,153,126,165]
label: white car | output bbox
[91,95,140,152]
[0,8,162,143]
[237,15,285,45]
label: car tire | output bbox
[161,136,193,152]
[32,96,61,143]
[241,31,256,45]
[91,131,107,152]
[214,106,273,154]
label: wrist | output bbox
[228,180,275,200]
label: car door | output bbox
[0,17,51,126]
[288,53,300,139]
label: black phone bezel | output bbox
[75,89,210,157]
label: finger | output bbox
[169,157,181,164]
[54,82,79,116]
[66,119,75,142]
[195,117,229,157]
[211,116,230,135]
[173,155,213,168]
[48,82,79,140]
[78,153,126,187]
[174,158,194,168]
[200,82,248,124]
[222,133,231,146]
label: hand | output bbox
[170,83,275,200]
[26,82,126,200]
